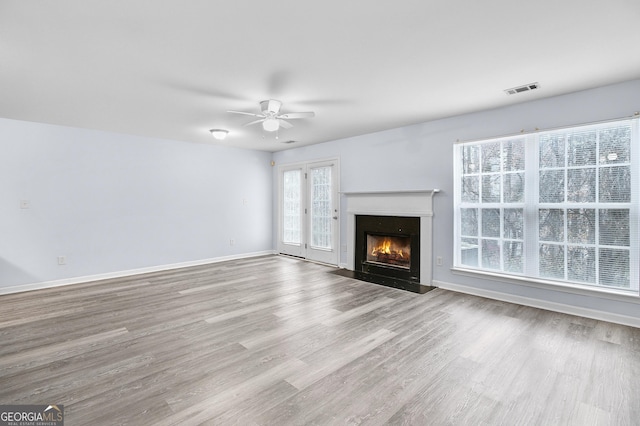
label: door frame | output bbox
[277,158,340,265]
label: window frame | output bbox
[453,118,640,295]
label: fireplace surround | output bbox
[355,214,420,287]
[344,190,439,293]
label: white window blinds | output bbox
[454,119,639,292]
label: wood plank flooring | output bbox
[1,255,639,425]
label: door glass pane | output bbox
[283,170,301,244]
[310,166,332,249]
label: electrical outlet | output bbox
[436,256,443,266]
[229,239,235,246]
[57,256,66,265]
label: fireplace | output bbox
[344,190,439,294]
[354,215,422,291]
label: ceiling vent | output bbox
[504,82,539,95]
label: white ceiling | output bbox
[1,1,640,152]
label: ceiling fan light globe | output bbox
[263,118,279,132]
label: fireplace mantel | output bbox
[344,189,439,288]
[342,189,439,216]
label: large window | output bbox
[454,119,639,293]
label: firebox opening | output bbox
[365,234,411,269]
[354,215,422,292]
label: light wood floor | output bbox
[1,255,639,425]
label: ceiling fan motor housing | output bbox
[227,99,313,132]
[261,99,282,114]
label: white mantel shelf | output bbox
[344,189,439,287]
[341,189,440,195]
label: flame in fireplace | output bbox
[371,238,404,258]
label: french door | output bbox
[277,159,339,265]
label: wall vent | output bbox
[504,82,539,95]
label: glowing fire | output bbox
[371,238,404,258]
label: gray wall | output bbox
[272,79,640,323]
[0,118,273,290]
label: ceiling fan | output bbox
[227,100,315,132]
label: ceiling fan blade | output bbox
[279,112,315,119]
[244,118,265,126]
[279,119,293,129]
[227,110,264,118]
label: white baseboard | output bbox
[0,250,276,296]
[434,280,640,329]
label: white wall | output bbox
[273,79,640,325]
[0,118,273,291]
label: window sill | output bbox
[450,267,640,304]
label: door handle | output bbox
[332,216,338,220]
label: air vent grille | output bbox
[505,82,539,95]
